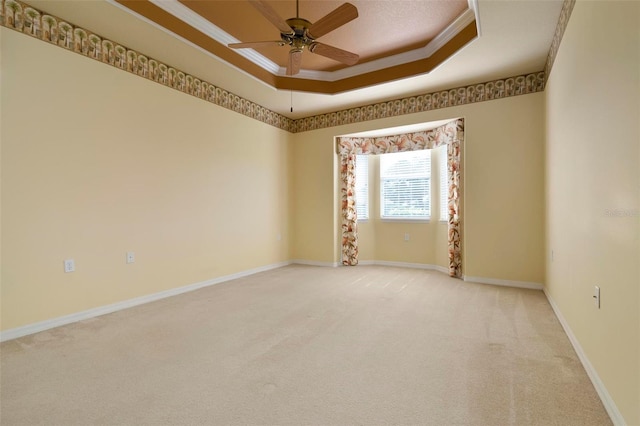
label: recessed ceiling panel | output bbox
[181,0,468,72]
[115,0,478,93]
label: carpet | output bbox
[0,265,611,425]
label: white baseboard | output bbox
[0,260,547,342]
[291,259,339,267]
[0,260,292,342]
[543,290,624,426]
[357,260,449,275]
[463,275,543,290]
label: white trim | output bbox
[297,7,477,82]
[149,0,281,74]
[468,0,482,36]
[105,0,280,92]
[0,261,292,342]
[128,0,480,82]
[421,8,477,58]
[543,290,624,426]
[0,260,547,343]
[356,265,544,290]
[291,259,339,268]
[357,260,449,275]
[463,275,543,290]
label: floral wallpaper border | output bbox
[544,0,576,83]
[293,72,545,133]
[0,0,295,132]
[1,0,574,134]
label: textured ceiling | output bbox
[114,0,478,93]
[25,0,564,119]
[181,0,469,71]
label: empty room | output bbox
[1,0,638,424]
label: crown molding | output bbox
[148,0,281,75]
[296,7,477,83]
[143,0,479,83]
[2,0,575,133]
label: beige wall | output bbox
[355,152,448,269]
[292,93,545,284]
[2,17,545,332]
[3,2,638,421]
[544,1,640,424]
[0,29,293,330]
[289,126,338,263]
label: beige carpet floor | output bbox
[1,265,611,425]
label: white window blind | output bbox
[439,145,448,221]
[355,155,369,220]
[380,150,431,219]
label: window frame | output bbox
[379,149,432,222]
[354,154,369,221]
[438,145,449,222]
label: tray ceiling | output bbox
[114,0,479,93]
[23,0,564,119]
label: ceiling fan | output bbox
[228,0,360,76]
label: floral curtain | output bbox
[336,118,464,277]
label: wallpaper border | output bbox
[1,0,573,134]
[544,0,576,84]
[0,0,295,132]
[293,73,544,133]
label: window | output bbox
[438,145,448,221]
[380,150,431,219]
[355,155,369,220]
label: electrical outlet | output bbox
[593,286,600,308]
[126,252,135,264]
[64,259,75,273]
[404,233,410,241]
[551,250,554,262]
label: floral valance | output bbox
[337,119,462,155]
[337,118,464,278]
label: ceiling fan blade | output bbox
[287,49,303,76]
[307,3,358,39]
[248,0,294,35]
[228,41,282,49]
[309,42,359,66]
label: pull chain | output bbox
[290,90,293,113]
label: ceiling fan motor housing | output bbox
[282,18,313,49]
[230,1,360,75]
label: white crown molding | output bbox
[543,290,624,425]
[0,261,293,342]
[149,0,281,74]
[422,8,477,58]
[134,0,480,82]
[468,0,482,36]
[279,6,478,82]
[106,0,281,92]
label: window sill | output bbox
[380,217,431,223]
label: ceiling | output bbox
[113,0,477,94]
[27,0,563,119]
